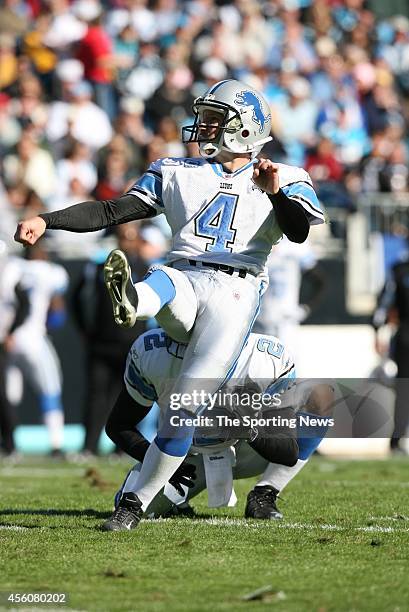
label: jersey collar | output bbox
[206,158,256,179]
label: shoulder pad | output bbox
[277,163,312,188]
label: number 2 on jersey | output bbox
[194,192,238,252]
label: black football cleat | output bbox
[102,492,143,531]
[104,249,138,328]
[245,485,283,520]
[162,502,196,519]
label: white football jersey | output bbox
[15,260,69,335]
[124,328,295,416]
[127,157,325,275]
[255,236,318,330]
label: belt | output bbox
[186,259,251,278]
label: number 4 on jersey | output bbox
[195,192,238,252]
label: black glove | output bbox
[168,462,197,496]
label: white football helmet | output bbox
[182,79,272,158]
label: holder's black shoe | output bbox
[162,502,196,518]
[102,492,143,531]
[245,485,283,520]
[104,249,138,328]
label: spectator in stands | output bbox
[361,135,409,194]
[46,79,112,154]
[0,0,29,36]
[0,93,20,155]
[3,130,57,203]
[9,74,48,135]
[306,137,344,184]
[55,139,97,200]
[95,149,130,201]
[114,96,151,170]
[75,0,116,120]
[156,116,186,158]
[377,16,409,97]
[22,11,58,97]
[306,137,354,211]
[54,58,85,102]
[0,33,18,91]
[5,181,44,221]
[41,0,86,51]
[113,20,139,93]
[145,66,194,130]
[272,75,318,166]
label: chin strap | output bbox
[200,134,273,159]
[200,142,220,158]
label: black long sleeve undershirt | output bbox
[39,194,156,233]
[268,189,310,244]
[105,387,151,462]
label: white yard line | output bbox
[0,517,407,534]
[145,517,409,533]
[0,525,29,531]
[292,480,409,488]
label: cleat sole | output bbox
[104,249,137,328]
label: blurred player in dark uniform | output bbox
[373,253,409,454]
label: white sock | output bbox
[133,281,163,319]
[132,441,186,510]
[256,459,308,492]
[43,409,64,450]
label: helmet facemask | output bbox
[183,99,272,159]
[182,100,242,158]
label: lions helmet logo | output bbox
[235,90,271,134]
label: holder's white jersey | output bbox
[127,157,325,276]
[124,328,295,414]
[15,260,69,335]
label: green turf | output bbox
[0,456,408,612]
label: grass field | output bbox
[0,455,408,612]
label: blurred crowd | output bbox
[1,0,409,456]
[1,0,409,251]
